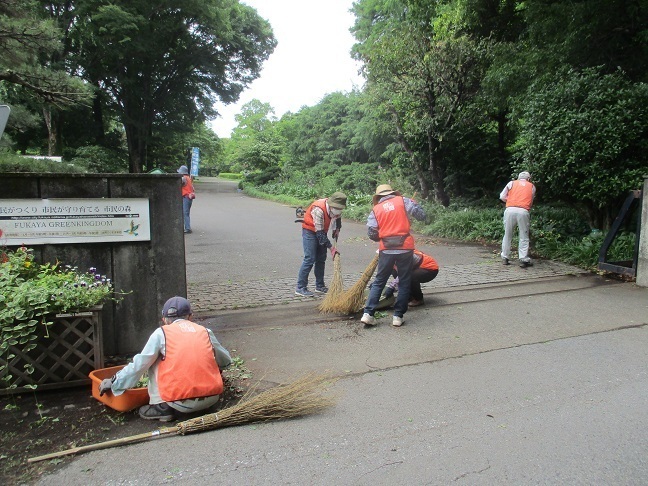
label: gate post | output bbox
[637,178,648,287]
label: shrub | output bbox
[0,247,120,389]
[69,146,128,173]
[0,153,83,173]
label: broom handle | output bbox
[27,426,177,464]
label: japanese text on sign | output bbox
[0,198,151,245]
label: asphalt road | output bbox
[39,177,648,485]
[184,177,482,285]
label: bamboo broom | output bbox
[335,254,379,313]
[345,192,417,314]
[319,192,416,315]
[28,374,338,464]
[318,253,379,315]
[317,253,344,313]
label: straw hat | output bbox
[372,184,401,205]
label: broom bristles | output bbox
[318,255,345,313]
[316,254,379,315]
[176,374,338,435]
[27,374,338,463]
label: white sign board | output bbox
[0,198,151,245]
[0,105,9,139]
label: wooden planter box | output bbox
[0,307,104,395]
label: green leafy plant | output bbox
[0,247,120,389]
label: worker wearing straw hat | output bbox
[99,296,232,421]
[295,192,347,297]
[361,184,425,327]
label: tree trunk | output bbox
[92,91,106,145]
[427,132,450,207]
[124,123,144,173]
[496,110,507,166]
[390,108,430,199]
[42,107,58,156]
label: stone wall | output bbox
[2,173,187,355]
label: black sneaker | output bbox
[139,403,175,422]
[502,257,510,265]
[315,286,328,294]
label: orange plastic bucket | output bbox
[89,365,149,412]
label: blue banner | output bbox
[190,147,200,177]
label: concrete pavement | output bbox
[39,178,648,484]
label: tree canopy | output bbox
[3,0,648,230]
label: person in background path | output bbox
[383,249,439,307]
[500,171,536,268]
[295,192,347,297]
[178,165,195,234]
[99,296,232,422]
[361,184,425,327]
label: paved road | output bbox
[39,177,648,485]
[185,178,586,313]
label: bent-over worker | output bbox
[99,296,232,422]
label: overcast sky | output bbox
[210,0,365,138]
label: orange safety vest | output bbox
[302,199,332,232]
[505,180,534,211]
[158,320,223,402]
[373,196,415,250]
[414,250,439,271]
[181,175,195,198]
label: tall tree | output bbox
[352,0,491,205]
[0,0,89,105]
[513,68,648,229]
[1,0,91,155]
[224,99,285,173]
[65,0,276,173]
[283,91,373,169]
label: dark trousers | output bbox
[409,268,438,301]
[364,251,413,318]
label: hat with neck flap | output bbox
[328,192,347,210]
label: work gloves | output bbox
[99,377,114,396]
[330,247,340,259]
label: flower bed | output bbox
[1,247,118,393]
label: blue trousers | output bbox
[296,228,327,290]
[364,251,413,318]
[182,196,193,232]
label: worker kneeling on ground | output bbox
[99,296,232,422]
[380,249,439,308]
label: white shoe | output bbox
[392,316,403,327]
[361,313,376,326]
